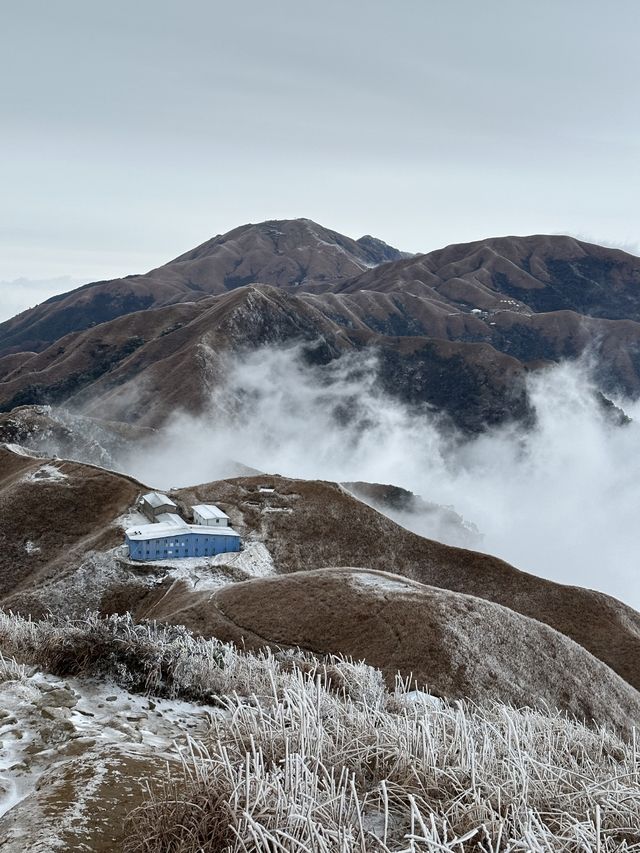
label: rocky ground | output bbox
[0,663,211,851]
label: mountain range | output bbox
[2,218,640,433]
[3,220,640,846]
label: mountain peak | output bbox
[163,217,409,289]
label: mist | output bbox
[121,345,640,608]
[0,276,82,321]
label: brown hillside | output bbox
[3,445,640,708]
[335,234,640,320]
[0,446,140,607]
[2,223,640,434]
[0,284,531,432]
[0,219,406,357]
[173,474,640,693]
[140,567,640,735]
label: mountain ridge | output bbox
[2,219,640,433]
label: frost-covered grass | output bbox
[2,610,640,851]
[125,669,640,852]
[0,610,225,699]
[0,610,359,703]
[0,651,29,683]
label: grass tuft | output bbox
[3,609,640,850]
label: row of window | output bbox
[152,537,226,546]
[135,543,238,557]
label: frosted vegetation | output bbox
[2,611,640,851]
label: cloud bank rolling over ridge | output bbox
[118,346,640,609]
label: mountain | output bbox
[169,473,640,694]
[341,480,482,547]
[1,220,639,434]
[324,233,640,395]
[0,219,409,357]
[334,234,640,320]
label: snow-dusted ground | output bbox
[348,571,419,594]
[24,464,68,484]
[0,667,213,823]
[2,443,43,459]
[115,507,149,530]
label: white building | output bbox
[140,492,178,521]
[192,504,230,527]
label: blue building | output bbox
[125,498,241,561]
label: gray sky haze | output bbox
[1,0,639,316]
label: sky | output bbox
[1,0,639,317]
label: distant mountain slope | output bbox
[335,234,640,321]
[312,234,640,394]
[1,221,640,432]
[0,285,530,432]
[141,566,640,734]
[0,219,408,357]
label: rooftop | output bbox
[192,503,229,520]
[141,492,177,509]
[125,521,240,542]
[155,513,184,526]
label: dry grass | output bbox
[0,609,225,699]
[3,609,640,851]
[125,661,640,852]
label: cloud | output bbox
[0,277,82,322]
[119,345,640,608]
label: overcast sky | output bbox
[1,0,639,317]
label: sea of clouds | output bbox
[120,345,640,607]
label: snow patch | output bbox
[24,541,40,555]
[25,464,68,483]
[0,668,213,826]
[403,690,445,709]
[2,443,42,459]
[115,508,149,530]
[348,572,418,594]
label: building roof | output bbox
[192,503,229,520]
[125,521,240,542]
[155,513,184,526]
[141,492,177,509]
